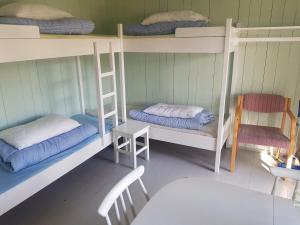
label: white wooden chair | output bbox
[270,166,300,206]
[98,166,150,225]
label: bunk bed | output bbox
[122,19,237,174]
[0,30,127,216]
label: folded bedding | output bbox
[124,21,208,36]
[0,114,80,150]
[0,2,74,20]
[0,17,95,34]
[129,108,214,130]
[0,123,97,172]
[141,10,209,25]
[144,103,203,118]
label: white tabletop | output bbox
[131,178,300,225]
[113,120,149,135]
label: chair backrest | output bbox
[98,166,149,225]
[270,167,300,206]
[243,93,287,113]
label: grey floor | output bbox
[0,140,295,225]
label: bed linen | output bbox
[0,2,73,20]
[144,103,203,118]
[141,10,209,25]
[0,114,112,173]
[124,20,208,36]
[0,114,112,194]
[0,114,80,150]
[129,108,214,130]
[0,17,95,34]
[0,124,97,172]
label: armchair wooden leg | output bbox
[286,145,295,169]
[230,136,238,172]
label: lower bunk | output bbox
[127,116,231,172]
[0,114,111,216]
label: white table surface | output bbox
[131,178,300,225]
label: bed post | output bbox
[215,18,233,173]
[117,24,127,123]
[76,56,85,115]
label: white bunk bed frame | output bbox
[0,32,127,216]
[123,19,235,174]
[1,18,300,216]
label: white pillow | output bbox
[144,103,203,118]
[0,3,73,20]
[141,10,208,25]
[0,115,80,150]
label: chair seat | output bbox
[238,124,290,149]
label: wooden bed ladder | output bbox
[94,41,119,142]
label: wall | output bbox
[0,0,300,134]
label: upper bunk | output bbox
[123,26,227,54]
[1,18,300,64]
[0,25,122,63]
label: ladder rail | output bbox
[108,42,119,127]
[93,42,106,138]
[93,41,119,142]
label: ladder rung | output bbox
[102,72,114,78]
[102,92,115,99]
[104,110,116,119]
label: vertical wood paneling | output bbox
[0,0,299,132]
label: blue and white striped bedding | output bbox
[0,17,95,34]
[129,108,214,130]
[0,114,112,173]
[0,123,97,172]
[124,20,208,36]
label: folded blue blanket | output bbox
[0,17,95,34]
[0,124,97,172]
[124,20,208,36]
[129,108,214,130]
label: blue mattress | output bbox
[129,108,214,130]
[0,114,111,195]
[0,17,95,35]
[124,21,208,36]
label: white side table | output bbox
[113,120,150,168]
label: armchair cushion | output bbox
[238,124,290,148]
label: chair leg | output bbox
[286,145,295,169]
[230,136,238,173]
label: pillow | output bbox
[144,103,203,118]
[0,114,80,150]
[0,3,73,20]
[141,10,208,26]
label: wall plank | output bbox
[0,0,299,135]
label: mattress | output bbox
[124,21,208,36]
[128,118,218,138]
[129,108,215,130]
[0,17,95,34]
[0,114,111,195]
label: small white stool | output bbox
[113,120,150,168]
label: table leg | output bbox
[145,131,150,161]
[132,138,137,169]
[114,134,119,164]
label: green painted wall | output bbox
[0,0,300,133]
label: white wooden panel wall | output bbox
[0,0,300,139]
